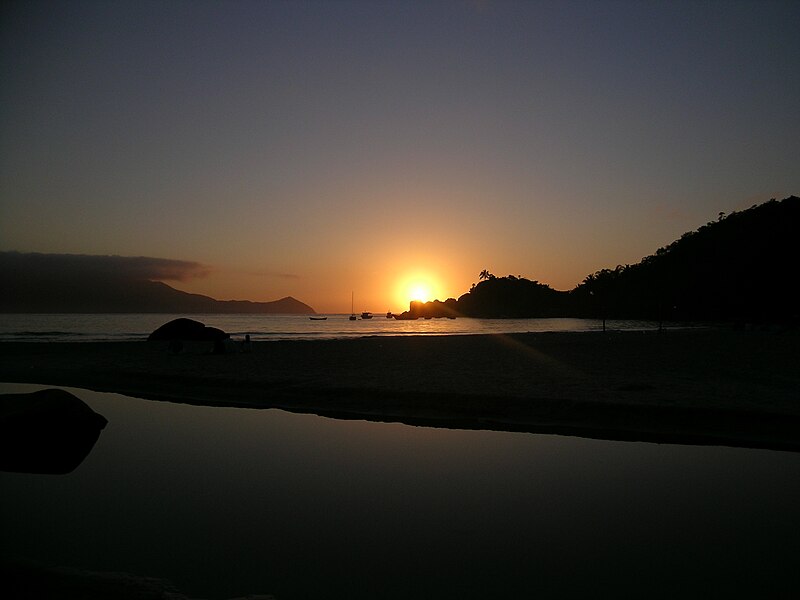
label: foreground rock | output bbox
[0,389,108,474]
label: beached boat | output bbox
[309,316,327,321]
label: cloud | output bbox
[0,251,211,283]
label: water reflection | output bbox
[1,383,799,599]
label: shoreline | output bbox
[1,328,799,451]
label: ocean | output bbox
[0,313,669,342]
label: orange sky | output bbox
[2,2,798,313]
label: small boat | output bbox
[349,292,357,320]
[309,316,327,321]
[386,311,393,319]
[361,311,373,319]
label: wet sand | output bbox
[1,328,799,450]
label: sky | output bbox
[2,0,799,313]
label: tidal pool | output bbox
[1,383,799,599]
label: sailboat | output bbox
[349,292,357,320]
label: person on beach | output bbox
[243,334,252,353]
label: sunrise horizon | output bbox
[3,189,795,319]
[5,191,796,314]
[3,1,798,316]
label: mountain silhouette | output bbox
[0,252,316,314]
[569,195,798,322]
[405,196,798,323]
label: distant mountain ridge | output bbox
[0,252,316,314]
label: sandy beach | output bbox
[1,328,799,451]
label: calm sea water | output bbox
[0,313,667,342]
[1,383,799,599]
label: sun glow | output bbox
[394,271,443,309]
[409,283,432,303]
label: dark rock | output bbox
[0,389,108,474]
[147,317,229,342]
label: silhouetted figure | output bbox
[243,334,252,353]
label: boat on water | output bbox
[349,292,357,321]
[361,311,373,319]
[309,316,327,321]
[386,311,393,318]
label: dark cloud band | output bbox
[0,252,210,283]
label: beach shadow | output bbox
[0,389,108,474]
[289,388,800,453]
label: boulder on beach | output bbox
[0,388,108,474]
[147,318,229,342]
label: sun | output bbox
[409,283,432,303]
[394,271,442,309]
